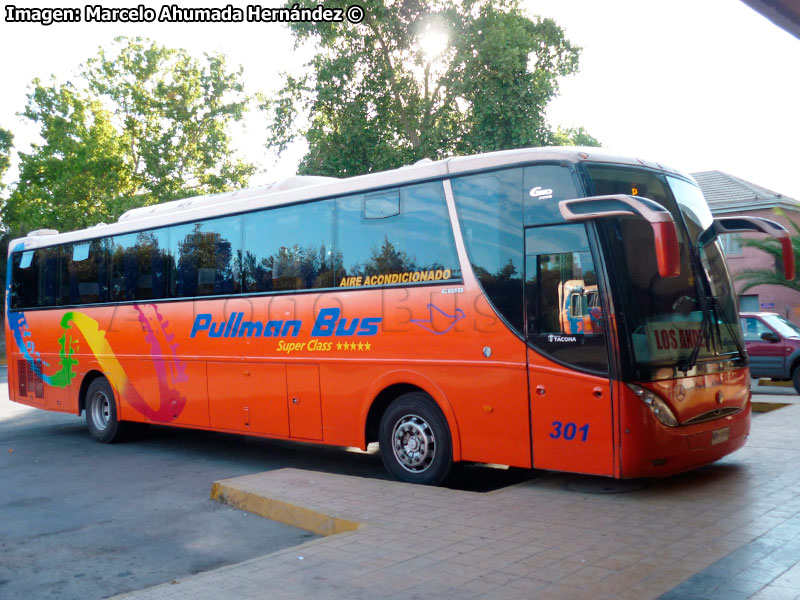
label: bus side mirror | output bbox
[699,217,795,281]
[558,194,681,278]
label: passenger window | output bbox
[10,251,38,309]
[37,247,59,308]
[111,229,169,301]
[336,181,459,287]
[452,169,524,333]
[242,200,334,292]
[63,239,109,304]
[170,216,242,298]
[525,224,608,373]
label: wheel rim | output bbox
[90,390,111,431]
[391,414,435,473]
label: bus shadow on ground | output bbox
[646,462,748,493]
[129,423,537,493]
[446,464,537,492]
[0,409,578,495]
[540,461,747,497]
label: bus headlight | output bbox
[628,384,679,427]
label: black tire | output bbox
[793,367,800,395]
[379,392,453,486]
[85,377,129,443]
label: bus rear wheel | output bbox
[85,377,128,443]
[379,392,453,486]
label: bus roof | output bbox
[8,147,690,253]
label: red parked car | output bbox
[740,312,800,394]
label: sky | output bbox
[1,0,799,201]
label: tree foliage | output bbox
[4,83,133,233]
[85,38,254,200]
[265,0,597,177]
[736,213,800,293]
[2,37,254,235]
[0,127,12,190]
[552,126,601,147]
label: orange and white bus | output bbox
[6,148,794,485]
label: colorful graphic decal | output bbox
[6,261,187,422]
[410,303,465,335]
[6,307,78,386]
[129,304,188,421]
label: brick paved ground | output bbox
[115,401,800,600]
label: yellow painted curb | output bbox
[758,378,793,388]
[210,481,360,537]
[751,402,793,413]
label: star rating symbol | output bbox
[334,340,374,351]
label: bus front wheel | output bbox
[379,393,453,485]
[85,377,128,443]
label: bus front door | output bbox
[524,224,615,476]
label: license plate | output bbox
[711,427,730,445]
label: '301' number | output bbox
[550,421,589,442]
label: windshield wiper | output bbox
[708,292,747,362]
[681,298,712,374]
[681,292,746,374]
[680,228,747,373]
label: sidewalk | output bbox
[115,399,800,600]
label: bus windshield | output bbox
[588,165,744,376]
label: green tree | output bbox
[552,126,601,147]
[0,127,12,189]
[265,0,593,177]
[0,127,14,294]
[85,37,254,200]
[2,37,254,234]
[3,82,133,233]
[736,213,800,293]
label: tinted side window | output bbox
[38,247,59,307]
[525,224,608,373]
[12,245,100,308]
[336,182,460,287]
[10,251,37,309]
[452,168,524,333]
[170,216,242,298]
[242,200,334,292]
[111,229,170,301]
[63,239,109,305]
[523,164,580,225]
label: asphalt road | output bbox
[1,366,793,600]
[0,364,394,600]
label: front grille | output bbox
[683,407,742,425]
